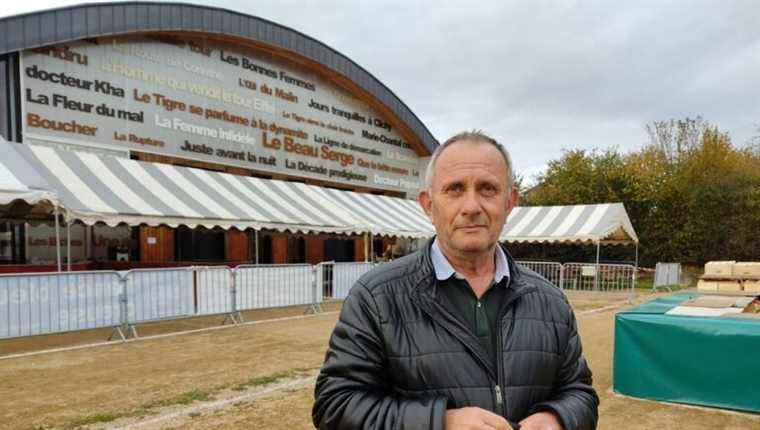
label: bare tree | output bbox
[645,116,707,162]
[750,123,760,154]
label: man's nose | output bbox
[459,190,483,216]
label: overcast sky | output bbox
[4,1,759,184]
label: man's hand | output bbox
[518,411,562,430]
[445,407,513,430]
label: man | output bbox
[313,131,598,430]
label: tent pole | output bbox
[634,242,639,270]
[54,206,62,273]
[254,229,259,265]
[369,233,374,262]
[595,240,601,291]
[67,220,71,272]
[634,241,639,292]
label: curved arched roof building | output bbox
[0,2,437,156]
[0,0,445,268]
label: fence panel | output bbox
[194,266,233,316]
[0,271,121,339]
[654,263,681,289]
[331,262,375,299]
[516,261,563,288]
[561,263,636,292]
[235,264,316,310]
[124,268,194,323]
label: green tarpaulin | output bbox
[614,293,760,413]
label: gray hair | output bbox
[423,130,516,192]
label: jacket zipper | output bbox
[494,316,506,417]
[494,384,504,415]
[422,299,509,417]
[494,284,532,418]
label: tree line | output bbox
[515,117,760,267]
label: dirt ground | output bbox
[1,291,758,430]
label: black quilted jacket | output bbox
[313,240,598,430]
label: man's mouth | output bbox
[457,225,486,230]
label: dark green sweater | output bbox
[437,276,509,366]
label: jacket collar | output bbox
[414,237,530,298]
[430,238,511,284]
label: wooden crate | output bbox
[743,280,760,293]
[704,261,735,276]
[734,262,760,277]
[717,280,743,292]
[697,280,719,291]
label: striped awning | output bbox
[500,203,638,244]
[2,142,361,234]
[0,142,638,243]
[0,139,58,206]
[320,188,434,238]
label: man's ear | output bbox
[505,186,519,214]
[418,189,434,221]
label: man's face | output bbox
[418,140,517,258]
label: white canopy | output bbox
[2,142,365,234]
[0,141,436,237]
[0,139,58,207]
[500,203,638,244]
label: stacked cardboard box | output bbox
[699,261,760,293]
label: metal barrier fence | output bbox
[328,262,375,300]
[195,266,234,316]
[516,261,563,287]
[654,263,681,291]
[235,264,316,310]
[125,268,194,323]
[0,271,122,338]
[0,260,637,340]
[560,262,636,292]
[0,264,322,340]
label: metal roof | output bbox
[0,1,438,153]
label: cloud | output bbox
[3,0,759,177]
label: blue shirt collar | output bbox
[430,238,510,284]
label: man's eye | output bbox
[445,184,463,193]
[481,185,497,195]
